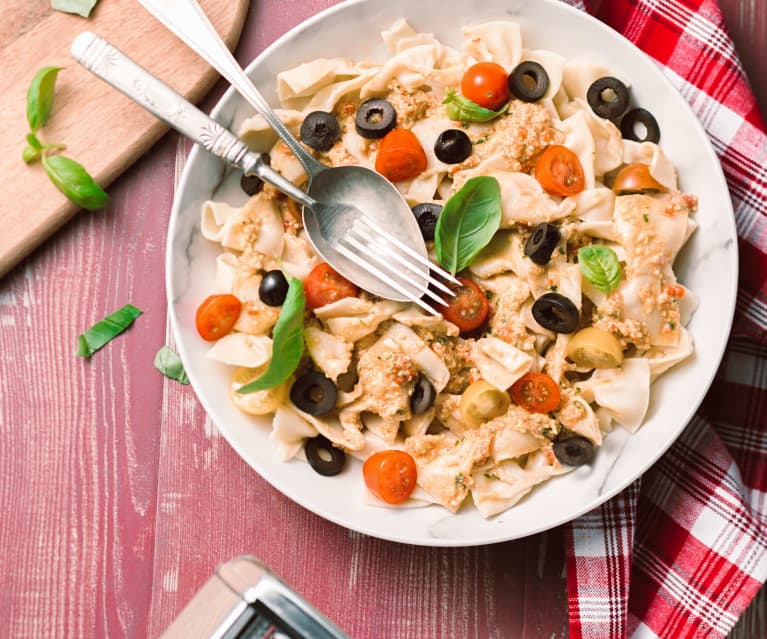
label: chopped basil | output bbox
[237,278,305,393]
[443,90,509,123]
[77,304,143,358]
[153,346,189,385]
[27,67,61,133]
[435,175,502,274]
[51,0,100,18]
[578,245,623,294]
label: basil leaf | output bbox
[237,278,305,393]
[435,176,502,274]
[22,146,41,164]
[443,90,508,123]
[42,154,109,210]
[27,134,43,150]
[154,346,189,385]
[77,304,143,358]
[578,245,623,294]
[27,67,61,133]
[51,0,100,18]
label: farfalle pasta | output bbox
[197,19,698,518]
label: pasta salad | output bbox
[196,19,698,518]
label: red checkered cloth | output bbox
[562,0,767,637]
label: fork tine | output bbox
[335,244,442,317]
[348,223,456,298]
[355,218,462,287]
[342,233,449,308]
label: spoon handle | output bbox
[136,0,324,179]
[70,32,315,209]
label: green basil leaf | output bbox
[22,146,41,164]
[51,0,100,18]
[435,176,502,274]
[77,304,143,358]
[153,346,189,385]
[578,245,623,294]
[27,67,62,133]
[443,90,508,123]
[42,154,109,210]
[27,133,43,150]
[237,278,305,393]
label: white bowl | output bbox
[166,0,737,546]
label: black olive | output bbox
[553,435,596,466]
[258,270,289,307]
[300,111,340,152]
[586,76,630,120]
[290,372,338,416]
[508,61,550,102]
[355,99,397,139]
[239,153,270,195]
[524,223,561,265]
[305,435,346,476]
[410,376,436,415]
[532,293,579,334]
[411,202,443,241]
[434,129,472,164]
[620,108,661,144]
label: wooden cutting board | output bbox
[0,0,249,278]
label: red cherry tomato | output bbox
[375,129,427,182]
[510,372,561,413]
[363,450,418,505]
[195,294,242,341]
[611,163,666,194]
[303,263,358,310]
[534,145,586,196]
[461,62,511,111]
[442,277,490,335]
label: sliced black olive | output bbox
[434,129,472,164]
[259,270,289,307]
[508,61,550,102]
[620,107,660,144]
[411,202,443,241]
[532,293,579,334]
[355,99,397,139]
[553,435,596,466]
[300,111,340,152]
[586,76,630,120]
[239,153,270,195]
[410,376,436,415]
[524,223,561,265]
[290,372,338,416]
[305,435,346,476]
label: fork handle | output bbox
[71,32,315,209]
[136,0,324,179]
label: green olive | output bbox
[566,327,624,369]
[230,365,289,415]
[459,380,511,428]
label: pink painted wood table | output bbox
[1,1,764,637]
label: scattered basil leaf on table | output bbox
[42,154,109,210]
[77,304,143,358]
[443,90,509,123]
[237,278,305,393]
[27,67,61,133]
[578,245,623,294]
[51,0,100,18]
[435,176,502,274]
[154,346,189,385]
[22,146,41,164]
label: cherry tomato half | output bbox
[304,262,358,310]
[442,277,490,335]
[510,372,561,413]
[461,61,511,111]
[611,162,667,195]
[195,294,242,341]
[363,450,418,505]
[534,145,586,196]
[375,129,428,182]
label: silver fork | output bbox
[134,0,458,314]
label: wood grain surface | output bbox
[0,1,764,638]
[0,0,249,279]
